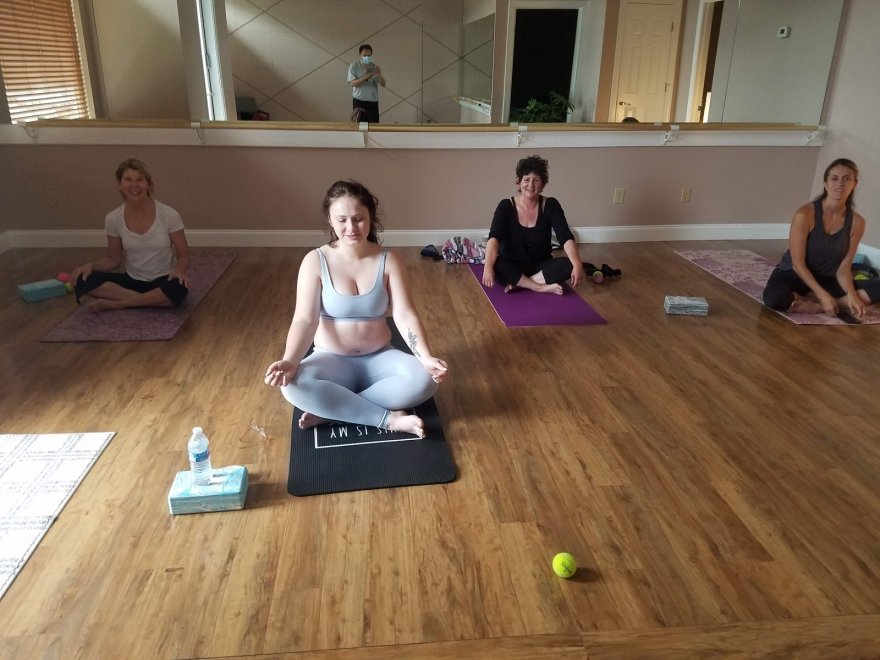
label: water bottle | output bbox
[188,427,213,486]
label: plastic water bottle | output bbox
[188,427,213,486]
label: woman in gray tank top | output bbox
[762,158,879,319]
[264,180,448,438]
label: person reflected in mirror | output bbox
[763,158,879,319]
[347,44,385,123]
[264,180,448,438]
[482,155,608,295]
[71,158,190,312]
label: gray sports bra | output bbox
[317,248,389,322]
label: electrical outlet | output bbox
[680,187,691,203]
[613,187,625,204]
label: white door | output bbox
[610,1,680,122]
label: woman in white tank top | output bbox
[70,158,191,311]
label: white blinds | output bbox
[0,0,89,124]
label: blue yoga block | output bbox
[168,465,248,515]
[18,279,66,302]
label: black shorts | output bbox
[74,271,188,307]
[352,99,379,123]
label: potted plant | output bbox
[511,91,574,123]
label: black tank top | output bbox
[778,199,852,277]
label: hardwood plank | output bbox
[579,614,880,659]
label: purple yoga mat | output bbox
[42,251,237,342]
[468,264,607,327]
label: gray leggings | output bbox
[281,346,438,428]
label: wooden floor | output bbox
[1,242,879,660]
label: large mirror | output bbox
[682,0,843,124]
[221,0,842,125]
[223,0,496,124]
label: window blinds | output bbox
[0,0,89,124]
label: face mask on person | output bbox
[361,55,373,65]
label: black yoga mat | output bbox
[287,320,456,496]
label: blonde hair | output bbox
[115,158,154,197]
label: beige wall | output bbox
[90,0,189,119]
[720,0,842,124]
[815,0,880,248]
[0,143,816,236]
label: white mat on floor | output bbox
[0,432,115,600]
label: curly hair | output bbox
[515,155,549,186]
[322,180,384,247]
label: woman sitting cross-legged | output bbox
[482,154,601,295]
[71,158,190,312]
[762,157,879,319]
[264,180,448,439]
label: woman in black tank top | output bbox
[762,158,880,319]
[483,155,614,295]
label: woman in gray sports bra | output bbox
[264,180,449,438]
[762,158,879,319]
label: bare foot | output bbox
[537,283,564,295]
[299,411,331,429]
[503,284,519,293]
[788,294,825,315]
[385,410,426,438]
[85,298,120,312]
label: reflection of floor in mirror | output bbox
[2,241,879,658]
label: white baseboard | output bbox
[572,223,790,243]
[3,223,877,253]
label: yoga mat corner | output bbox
[0,431,115,600]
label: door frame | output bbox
[685,0,724,122]
[501,0,590,123]
[608,0,683,123]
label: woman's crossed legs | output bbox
[281,346,438,437]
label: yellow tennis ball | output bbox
[552,552,577,578]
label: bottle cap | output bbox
[193,426,202,434]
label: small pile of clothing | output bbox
[423,237,486,264]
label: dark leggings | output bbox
[493,256,573,287]
[352,99,379,123]
[762,267,880,311]
[74,271,188,307]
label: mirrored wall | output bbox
[224,0,494,123]
[86,0,845,127]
